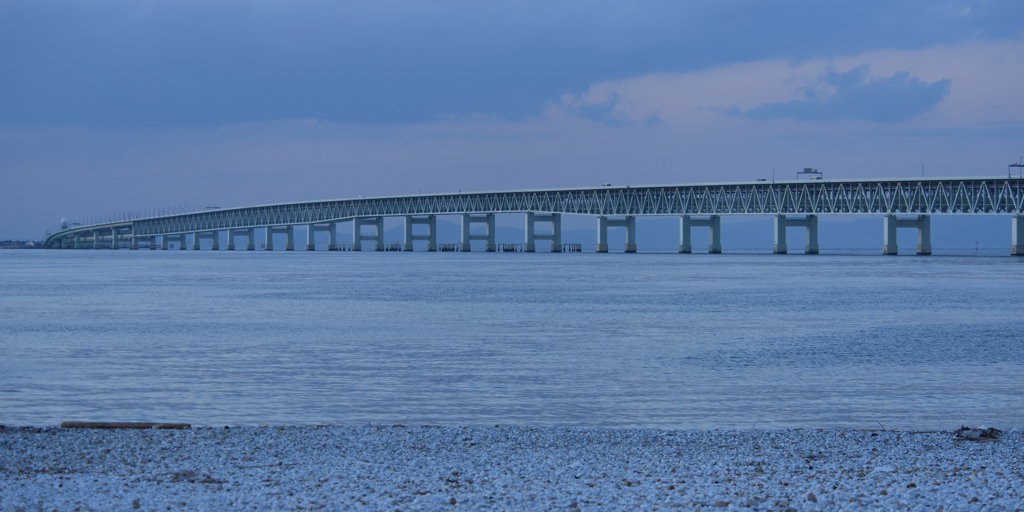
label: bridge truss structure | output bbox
[44,177,1024,255]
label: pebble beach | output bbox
[1,425,1020,511]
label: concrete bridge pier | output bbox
[461,213,496,252]
[192,231,220,250]
[525,212,561,252]
[353,217,384,251]
[226,228,255,250]
[110,227,120,250]
[161,234,187,250]
[74,232,84,249]
[679,215,722,253]
[1013,216,1024,255]
[131,236,156,250]
[403,215,437,251]
[883,215,931,255]
[264,225,294,251]
[306,223,337,251]
[774,215,819,254]
[597,216,636,253]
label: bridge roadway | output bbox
[44,177,1024,255]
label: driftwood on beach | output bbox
[60,421,190,429]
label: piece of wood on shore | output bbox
[60,421,191,429]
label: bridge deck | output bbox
[45,178,1024,250]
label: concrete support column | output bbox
[265,225,295,251]
[306,223,337,251]
[885,215,930,255]
[193,231,219,251]
[883,215,898,255]
[597,216,635,252]
[805,215,819,254]
[404,217,414,251]
[403,215,436,251]
[353,217,384,251]
[110,228,119,250]
[774,216,788,254]
[226,228,255,250]
[461,214,472,252]
[624,216,636,253]
[525,212,536,252]
[1013,216,1024,255]
[525,212,560,252]
[131,236,155,250]
[550,213,562,252]
[93,231,101,249]
[680,216,722,253]
[914,215,931,255]
[74,232,83,249]
[461,213,496,252]
[775,215,818,254]
[596,216,608,253]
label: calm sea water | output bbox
[1,250,1022,430]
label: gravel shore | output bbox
[1,425,1020,511]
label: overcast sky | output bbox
[2,0,1023,239]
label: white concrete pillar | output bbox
[525,213,559,252]
[915,215,931,255]
[774,215,788,254]
[550,213,561,253]
[1013,216,1024,255]
[353,217,384,251]
[110,228,119,250]
[596,216,608,253]
[883,215,898,255]
[192,232,201,250]
[525,212,536,252]
[624,216,636,253]
[74,232,83,249]
[403,217,414,251]
[265,226,294,251]
[805,215,819,254]
[227,228,254,250]
[352,218,363,252]
[709,216,722,253]
[93,231,101,249]
[679,216,692,253]
[306,223,337,251]
[131,236,139,250]
[160,235,169,250]
[461,214,472,252]
[210,232,220,251]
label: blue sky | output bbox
[2,0,1023,239]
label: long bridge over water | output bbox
[44,177,1024,255]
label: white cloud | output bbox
[557,39,1024,129]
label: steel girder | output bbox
[45,178,1024,243]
